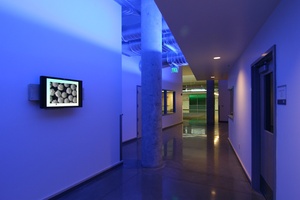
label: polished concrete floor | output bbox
[52,121,265,200]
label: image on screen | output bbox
[40,76,82,108]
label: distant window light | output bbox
[162,90,176,115]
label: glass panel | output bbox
[265,73,274,133]
[189,94,206,113]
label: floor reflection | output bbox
[183,119,220,138]
[162,124,183,161]
[53,122,265,200]
[183,120,206,136]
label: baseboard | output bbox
[227,138,251,182]
[46,161,123,199]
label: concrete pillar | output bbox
[141,0,163,168]
[206,80,215,125]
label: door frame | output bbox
[136,85,142,138]
[251,45,276,199]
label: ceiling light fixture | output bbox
[213,56,221,60]
[182,88,207,93]
[211,76,215,79]
[261,53,268,57]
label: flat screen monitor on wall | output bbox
[40,76,83,108]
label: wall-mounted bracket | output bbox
[28,84,40,101]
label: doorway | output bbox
[251,46,276,200]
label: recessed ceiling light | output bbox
[261,53,267,57]
[213,57,221,60]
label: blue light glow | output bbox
[0,0,121,51]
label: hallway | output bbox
[52,122,264,200]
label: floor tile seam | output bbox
[179,159,247,170]
[173,162,246,172]
[162,166,250,183]
[195,172,249,183]
[150,163,251,184]
[166,169,249,184]
[161,161,238,174]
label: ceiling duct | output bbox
[116,0,189,68]
[122,26,173,43]
[115,0,140,16]
[163,52,188,67]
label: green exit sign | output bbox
[171,67,179,73]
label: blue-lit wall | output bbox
[122,55,141,142]
[228,1,300,199]
[0,1,122,199]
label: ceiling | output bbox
[116,0,281,80]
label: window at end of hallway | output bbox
[162,90,176,115]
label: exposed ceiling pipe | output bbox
[122,27,172,43]
[117,0,189,68]
[115,0,140,15]
[122,35,188,67]
[122,40,141,56]
[123,37,180,54]
[122,43,187,67]
[122,33,141,43]
[122,41,177,56]
[128,42,141,55]
[162,53,188,67]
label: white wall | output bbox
[122,56,183,142]
[122,55,141,142]
[228,1,300,199]
[0,1,122,199]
